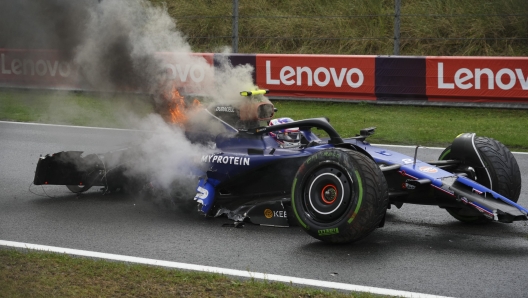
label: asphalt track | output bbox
[1,121,527,298]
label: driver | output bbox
[268,117,301,148]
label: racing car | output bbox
[33,89,527,244]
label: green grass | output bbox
[150,0,528,56]
[1,89,527,151]
[273,101,528,150]
[0,89,153,128]
[0,249,383,298]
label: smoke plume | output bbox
[1,0,265,202]
[0,0,257,100]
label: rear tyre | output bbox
[66,184,92,193]
[291,148,388,243]
[439,136,521,223]
[65,154,101,194]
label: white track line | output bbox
[0,240,452,298]
[2,121,527,155]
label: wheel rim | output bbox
[320,184,338,204]
[303,166,353,223]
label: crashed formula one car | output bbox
[33,90,527,243]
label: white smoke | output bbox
[2,0,267,200]
[126,113,212,190]
[73,0,259,104]
[74,0,256,198]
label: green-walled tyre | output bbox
[291,148,388,244]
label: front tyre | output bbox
[439,136,521,223]
[291,148,388,244]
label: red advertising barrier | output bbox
[0,49,214,92]
[255,54,376,100]
[0,49,81,90]
[157,52,214,95]
[426,56,528,102]
[2,48,528,105]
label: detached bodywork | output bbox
[33,90,527,243]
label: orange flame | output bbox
[168,86,186,125]
[162,84,202,126]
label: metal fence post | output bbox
[393,0,401,55]
[232,0,239,53]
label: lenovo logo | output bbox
[1,53,71,77]
[265,60,364,88]
[437,62,528,91]
[165,63,207,83]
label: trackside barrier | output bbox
[157,52,214,94]
[255,54,376,100]
[426,56,528,103]
[0,49,81,90]
[0,49,214,93]
[1,48,528,105]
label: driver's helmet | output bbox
[269,117,300,148]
